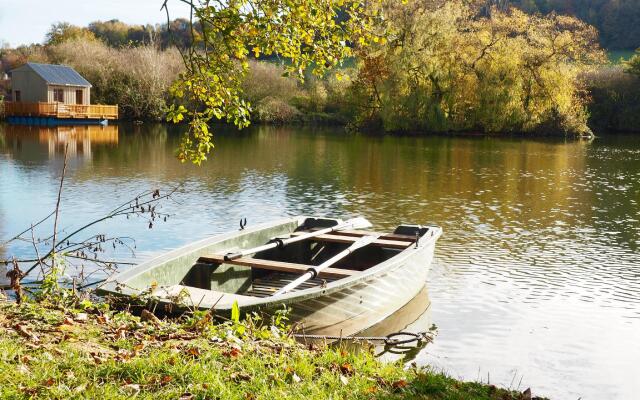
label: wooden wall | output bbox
[10,67,48,102]
[46,85,91,105]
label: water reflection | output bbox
[357,286,433,363]
[1,123,639,399]
[1,124,118,160]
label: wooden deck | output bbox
[2,101,118,120]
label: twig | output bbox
[0,210,55,247]
[21,185,180,278]
[51,143,69,270]
[30,224,45,277]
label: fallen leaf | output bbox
[186,347,201,358]
[179,393,194,400]
[230,372,252,382]
[160,375,173,385]
[14,324,39,343]
[141,309,161,326]
[366,385,379,393]
[392,379,408,389]
[52,348,65,356]
[122,383,141,394]
[116,349,135,361]
[42,378,55,387]
[340,362,354,376]
[19,385,37,396]
[223,348,241,358]
[74,313,88,322]
[17,364,30,374]
[91,352,106,364]
[73,384,87,393]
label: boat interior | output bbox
[179,219,429,299]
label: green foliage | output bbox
[624,48,640,76]
[231,300,240,323]
[511,0,640,50]
[88,18,195,49]
[351,1,606,136]
[45,22,97,46]
[583,66,640,132]
[169,0,385,164]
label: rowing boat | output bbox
[97,216,442,336]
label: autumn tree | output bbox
[164,0,385,164]
[351,1,606,136]
[625,49,640,76]
[46,22,97,46]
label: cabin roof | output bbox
[18,62,92,87]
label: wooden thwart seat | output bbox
[244,274,339,297]
[290,232,412,249]
[198,254,357,278]
[331,229,418,242]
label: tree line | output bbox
[511,0,640,50]
[1,1,640,137]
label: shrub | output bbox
[583,66,640,133]
[254,96,301,123]
[242,61,300,105]
[47,39,183,120]
[625,49,640,76]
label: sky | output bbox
[0,0,192,47]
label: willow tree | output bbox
[164,0,386,164]
[351,1,606,135]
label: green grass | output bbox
[0,301,544,399]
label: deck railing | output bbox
[2,102,118,120]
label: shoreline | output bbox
[0,300,548,399]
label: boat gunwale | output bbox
[97,216,442,310]
[97,216,304,296]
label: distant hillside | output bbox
[511,0,640,49]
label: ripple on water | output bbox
[2,126,640,399]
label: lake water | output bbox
[1,123,639,399]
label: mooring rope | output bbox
[292,331,432,346]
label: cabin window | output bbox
[75,90,83,104]
[53,88,64,103]
[14,90,21,102]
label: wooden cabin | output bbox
[10,62,92,104]
[2,62,118,124]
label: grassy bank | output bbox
[0,300,544,400]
